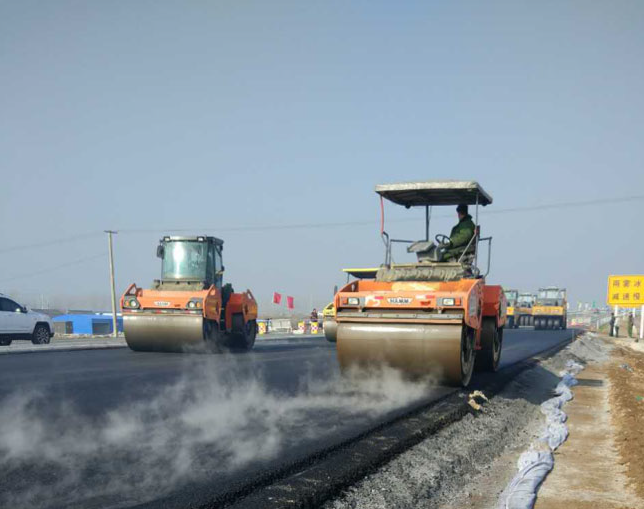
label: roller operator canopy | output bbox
[342,267,379,279]
[375,180,493,208]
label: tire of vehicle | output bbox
[459,325,476,387]
[32,323,51,345]
[203,319,224,353]
[231,314,256,351]
[475,318,501,372]
[0,338,12,346]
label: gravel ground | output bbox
[325,334,611,509]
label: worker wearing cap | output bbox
[444,204,476,261]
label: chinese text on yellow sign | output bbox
[607,275,644,306]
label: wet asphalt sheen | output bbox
[0,328,575,509]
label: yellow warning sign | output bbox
[607,275,644,305]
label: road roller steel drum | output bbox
[337,322,464,383]
[123,313,207,352]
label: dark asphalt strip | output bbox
[208,331,581,509]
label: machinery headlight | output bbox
[125,298,139,308]
[187,298,203,309]
[347,297,360,306]
[440,298,461,306]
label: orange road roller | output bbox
[121,235,258,353]
[335,181,507,386]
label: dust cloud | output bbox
[0,359,436,508]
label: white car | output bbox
[0,293,55,346]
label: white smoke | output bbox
[0,358,436,509]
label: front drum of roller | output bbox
[336,322,463,385]
[123,314,206,352]
[324,319,338,343]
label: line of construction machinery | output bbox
[119,180,516,388]
[504,287,567,330]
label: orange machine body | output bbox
[482,285,508,329]
[121,283,257,332]
[335,277,504,350]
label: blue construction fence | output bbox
[53,314,123,335]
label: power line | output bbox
[0,232,103,255]
[479,194,644,215]
[0,252,106,284]
[1,194,642,254]
[117,194,644,234]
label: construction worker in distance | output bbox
[627,312,634,338]
[444,204,476,261]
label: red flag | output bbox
[272,292,282,304]
[286,296,294,310]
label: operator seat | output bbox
[407,241,443,263]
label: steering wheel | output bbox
[435,234,452,247]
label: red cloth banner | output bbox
[286,296,294,310]
[272,292,282,304]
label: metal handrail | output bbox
[478,236,492,277]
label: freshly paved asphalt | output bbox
[0,328,576,509]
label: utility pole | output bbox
[105,230,119,337]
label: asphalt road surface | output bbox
[0,328,575,509]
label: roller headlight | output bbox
[125,298,139,309]
[187,298,203,309]
[440,298,456,306]
[347,297,360,306]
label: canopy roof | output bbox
[342,267,379,279]
[375,180,492,207]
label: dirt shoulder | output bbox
[535,335,644,509]
[609,341,644,500]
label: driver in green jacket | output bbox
[444,204,476,261]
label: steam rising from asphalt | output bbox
[0,359,435,508]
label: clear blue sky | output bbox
[1,1,643,311]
